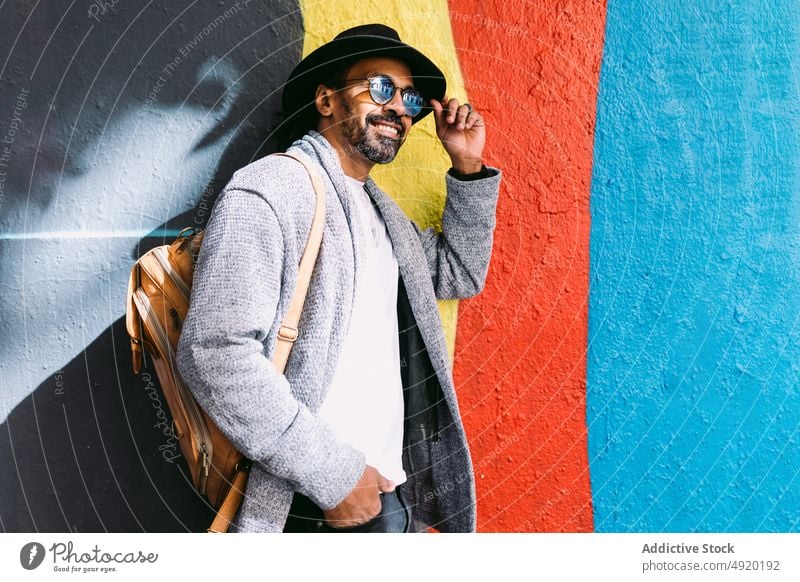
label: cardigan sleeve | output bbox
[176,187,366,510]
[412,167,502,299]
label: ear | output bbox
[315,83,336,117]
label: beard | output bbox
[341,105,404,164]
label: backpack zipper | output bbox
[169,307,181,331]
[152,246,192,299]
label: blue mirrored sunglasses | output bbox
[334,74,425,118]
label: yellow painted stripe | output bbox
[298,1,468,360]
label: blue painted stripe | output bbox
[588,0,800,532]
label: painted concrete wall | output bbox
[296,0,605,532]
[447,0,604,531]
[1,0,605,532]
[8,0,796,535]
[0,0,302,531]
[588,0,800,531]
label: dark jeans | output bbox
[283,487,415,533]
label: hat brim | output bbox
[282,35,446,125]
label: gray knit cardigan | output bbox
[176,131,501,532]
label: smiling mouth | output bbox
[370,120,402,138]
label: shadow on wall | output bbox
[0,0,302,531]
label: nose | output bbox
[383,88,408,117]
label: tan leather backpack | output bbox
[125,152,325,533]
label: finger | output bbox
[430,98,446,127]
[466,110,483,130]
[446,98,460,123]
[455,104,471,130]
[378,472,396,492]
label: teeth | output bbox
[373,122,399,136]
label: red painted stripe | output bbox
[449,0,607,531]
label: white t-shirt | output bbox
[317,175,407,485]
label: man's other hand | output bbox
[322,465,395,528]
[430,97,486,174]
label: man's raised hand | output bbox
[430,97,486,174]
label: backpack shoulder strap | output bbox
[207,151,326,534]
[266,151,326,373]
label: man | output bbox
[177,23,501,533]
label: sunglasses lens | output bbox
[369,76,396,105]
[402,90,424,117]
[367,76,424,117]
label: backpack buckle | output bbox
[277,325,299,342]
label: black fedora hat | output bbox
[282,24,446,125]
